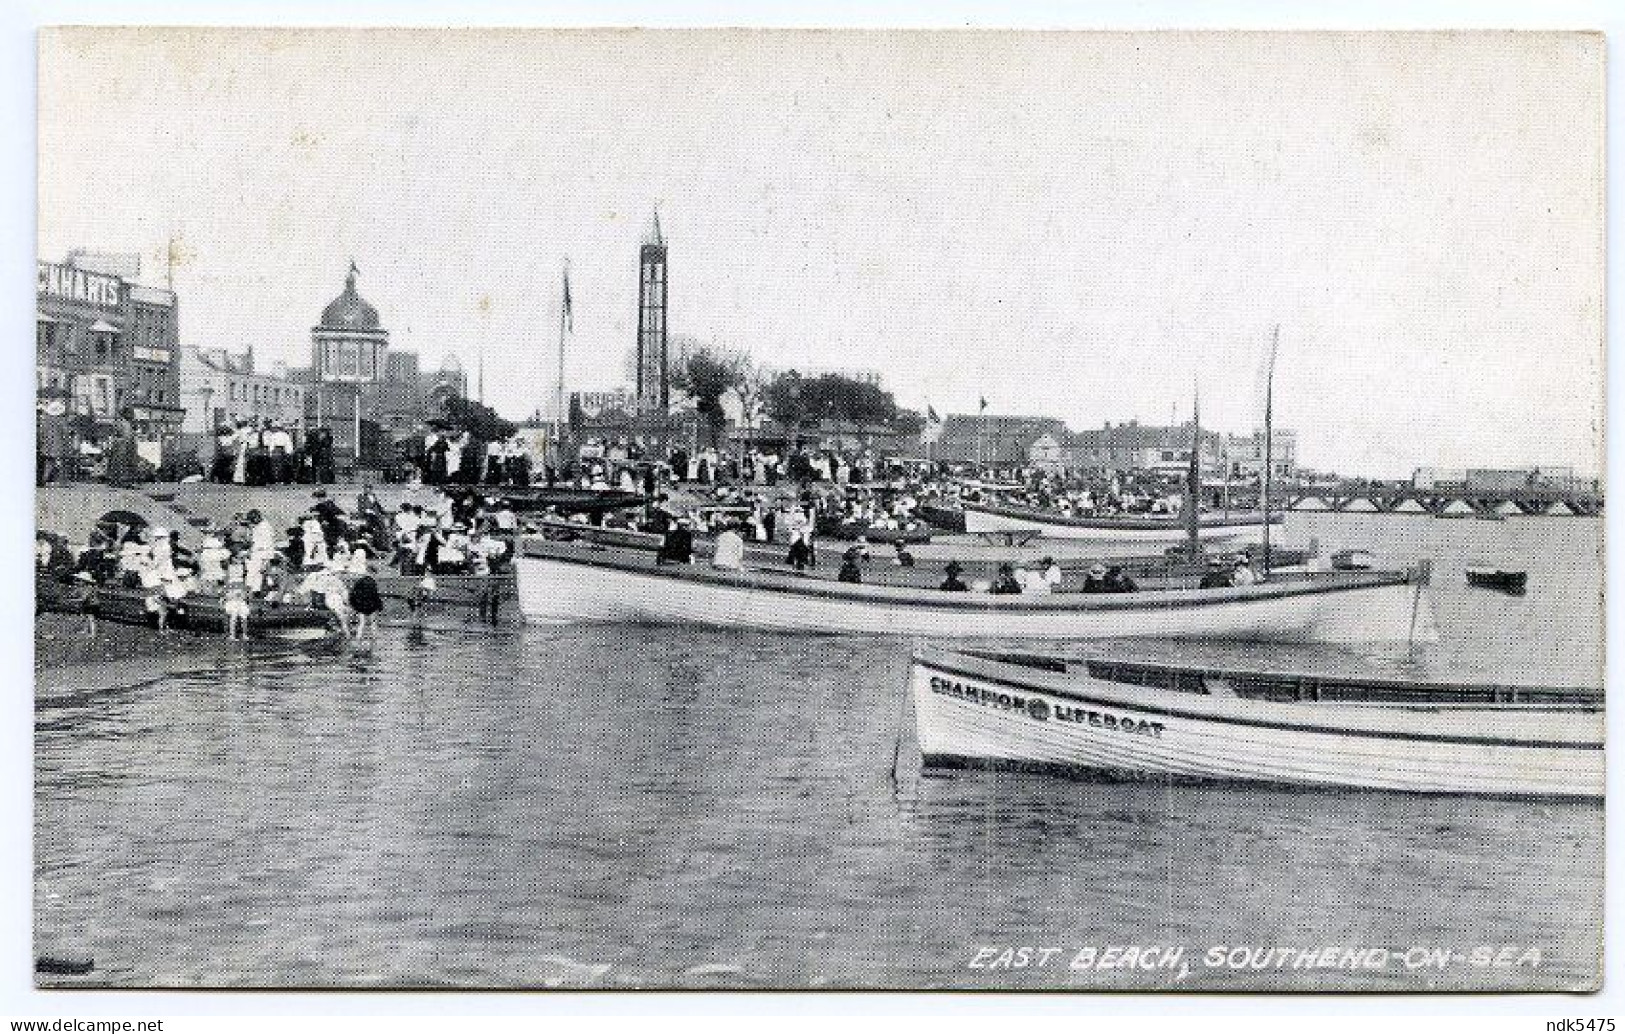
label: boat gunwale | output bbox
[911,647,1603,750]
[961,500,1284,531]
[947,647,1601,705]
[518,541,1415,613]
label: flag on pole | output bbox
[926,404,941,424]
[978,396,988,413]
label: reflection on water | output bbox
[35,515,1602,989]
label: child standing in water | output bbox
[223,561,250,641]
[347,558,384,643]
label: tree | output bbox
[734,356,769,430]
[766,370,910,429]
[442,394,517,442]
[892,408,926,437]
[762,369,812,440]
[670,345,744,447]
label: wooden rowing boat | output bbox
[1330,549,1376,571]
[514,540,1438,642]
[910,646,1601,798]
[38,579,333,636]
[961,502,1281,544]
[916,502,967,533]
[815,516,934,544]
[1466,566,1528,596]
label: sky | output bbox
[37,28,1604,478]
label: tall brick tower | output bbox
[635,210,668,412]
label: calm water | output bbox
[35,514,1603,990]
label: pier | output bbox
[1279,483,1603,517]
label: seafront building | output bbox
[36,251,183,445]
[926,414,1067,466]
[1223,429,1299,482]
[288,263,469,473]
[177,346,308,443]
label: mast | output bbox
[1262,324,1280,575]
[1185,381,1201,557]
[555,259,571,467]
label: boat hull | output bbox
[372,571,515,608]
[515,546,1437,643]
[1466,569,1528,596]
[910,649,1601,798]
[962,503,1274,544]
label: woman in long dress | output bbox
[232,423,251,484]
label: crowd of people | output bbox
[211,420,335,485]
[37,485,523,642]
[418,428,536,488]
[38,421,1277,646]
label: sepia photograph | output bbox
[28,24,1605,997]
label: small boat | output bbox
[910,647,1601,798]
[444,485,645,515]
[961,501,1281,544]
[1466,566,1528,596]
[1330,549,1376,571]
[816,515,934,544]
[39,579,334,636]
[915,503,967,533]
[515,539,1438,642]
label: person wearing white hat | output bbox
[345,543,371,576]
[711,524,746,572]
[1040,556,1063,591]
[1231,555,1259,587]
[307,560,352,638]
[1081,563,1111,594]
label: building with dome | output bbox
[293,261,469,476]
[311,261,388,381]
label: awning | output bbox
[36,310,61,324]
[88,319,121,334]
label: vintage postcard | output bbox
[33,28,1603,992]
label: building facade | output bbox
[179,346,307,435]
[36,253,184,446]
[1068,421,1224,476]
[1223,429,1298,481]
[293,263,466,470]
[926,414,1067,466]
